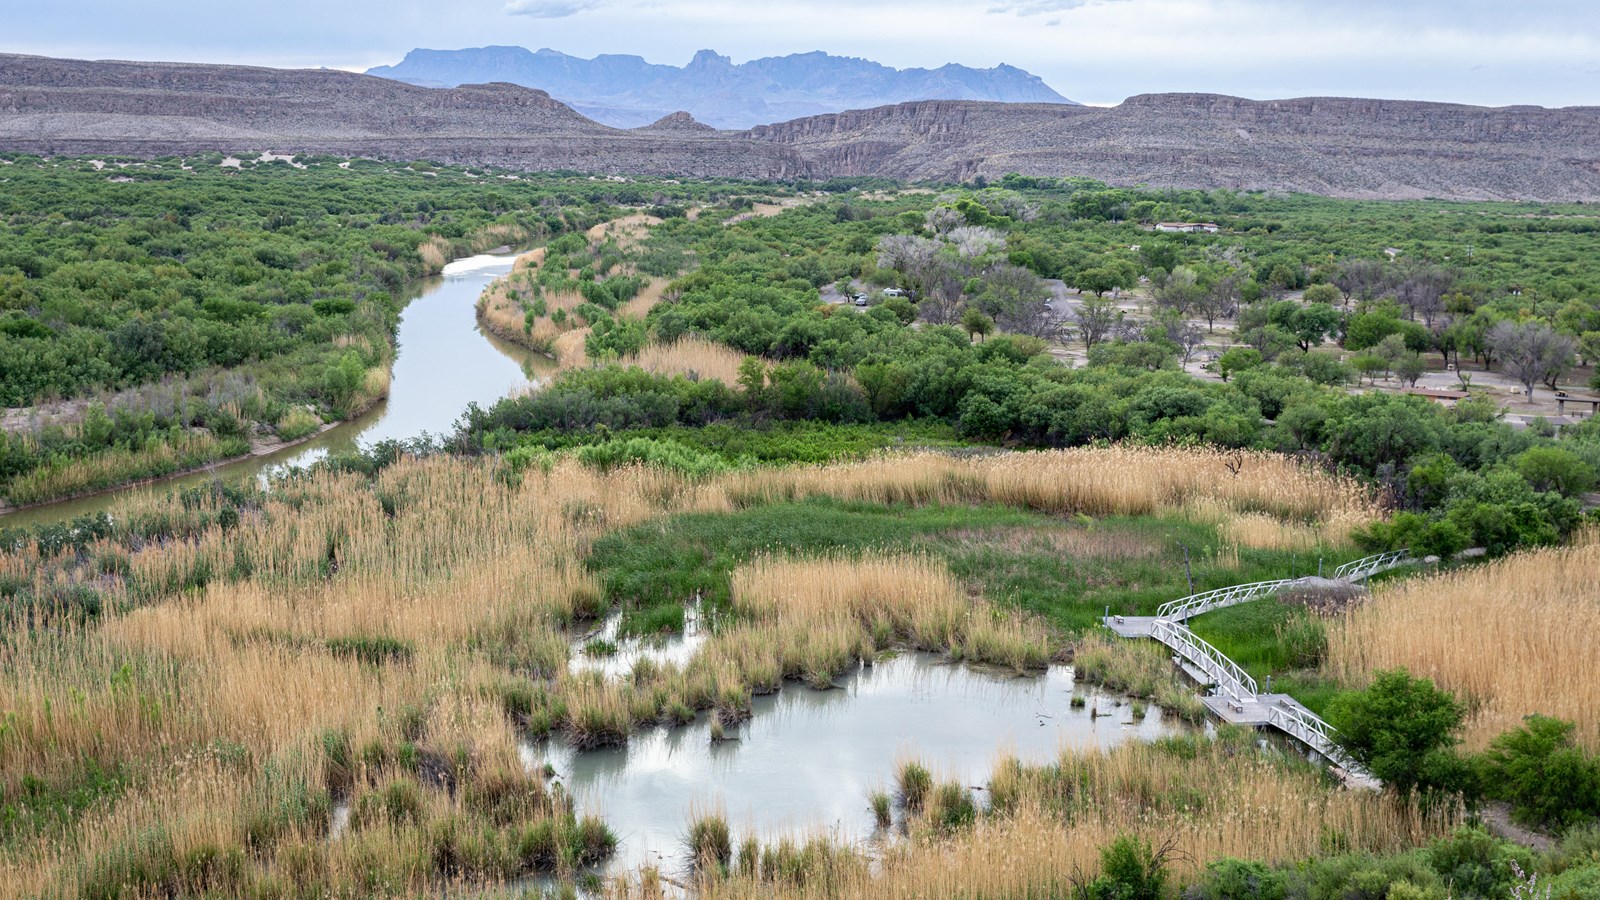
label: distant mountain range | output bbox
[6,53,1600,201]
[365,46,1075,129]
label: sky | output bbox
[6,0,1598,108]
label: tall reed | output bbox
[1327,535,1600,750]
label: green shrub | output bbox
[1478,715,1600,829]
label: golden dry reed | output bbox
[0,446,1378,894]
[416,235,451,274]
[620,335,755,385]
[689,737,1448,899]
[1328,535,1600,751]
[725,447,1378,526]
[728,554,1052,670]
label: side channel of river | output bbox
[3,250,554,529]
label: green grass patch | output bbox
[512,419,965,465]
[1,760,129,848]
[588,497,1365,637]
[324,635,414,665]
[1186,597,1337,711]
[588,498,1039,636]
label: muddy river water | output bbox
[3,250,553,528]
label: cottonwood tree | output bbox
[1335,257,1387,304]
[1077,262,1138,298]
[1397,263,1455,327]
[876,234,940,292]
[1072,295,1123,350]
[1489,320,1577,400]
[917,258,966,325]
[947,225,1006,260]
[1395,352,1427,387]
[1154,310,1206,365]
[923,206,965,237]
[1192,272,1240,332]
[1152,265,1205,315]
[960,307,994,343]
[976,263,1053,338]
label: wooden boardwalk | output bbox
[1102,552,1412,790]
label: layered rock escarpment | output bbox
[5,54,1600,201]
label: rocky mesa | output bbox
[4,53,1600,201]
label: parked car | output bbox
[853,294,869,306]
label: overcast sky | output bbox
[7,0,1598,107]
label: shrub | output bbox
[1182,858,1287,900]
[1478,715,1600,829]
[1081,835,1167,900]
[1513,446,1597,497]
[1325,669,1470,798]
[276,407,322,442]
[576,437,731,477]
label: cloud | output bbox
[504,0,604,17]
[986,0,1125,16]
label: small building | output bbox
[1154,222,1220,233]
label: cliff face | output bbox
[5,54,1600,201]
[0,54,808,178]
[740,94,1600,201]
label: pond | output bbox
[525,650,1190,877]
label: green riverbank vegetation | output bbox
[0,156,779,505]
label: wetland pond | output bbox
[4,249,554,528]
[525,620,1192,877]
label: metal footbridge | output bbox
[1103,550,1412,787]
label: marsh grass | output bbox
[868,790,892,829]
[620,334,753,385]
[588,499,1354,640]
[0,445,1383,893]
[896,760,932,812]
[275,406,322,442]
[687,809,732,870]
[3,431,251,506]
[700,736,1451,898]
[1071,632,1208,724]
[1189,597,1329,680]
[1328,537,1600,751]
[724,447,1378,526]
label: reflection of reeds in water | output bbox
[1328,533,1600,751]
[700,737,1449,898]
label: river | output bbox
[2,249,554,529]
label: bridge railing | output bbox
[1333,549,1410,581]
[1149,619,1258,702]
[1156,578,1302,621]
[1266,702,1365,774]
